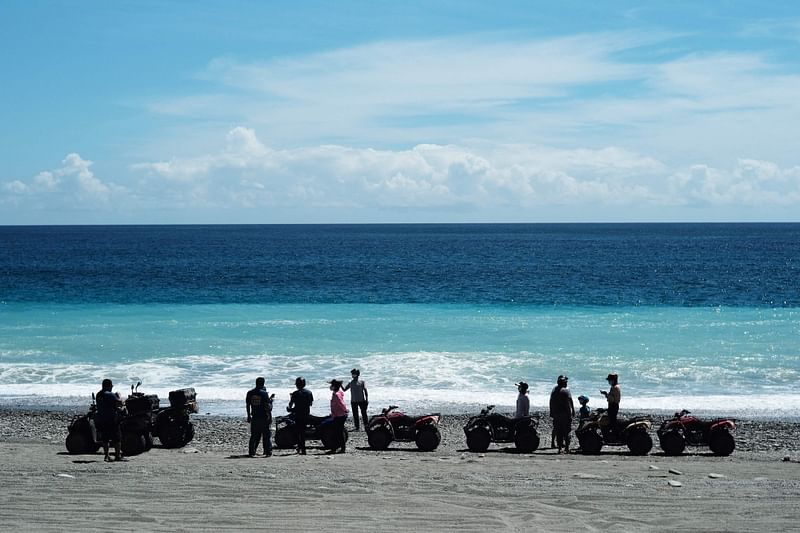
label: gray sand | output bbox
[1,408,799,532]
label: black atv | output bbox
[463,405,540,453]
[65,384,198,456]
[273,413,349,450]
[575,408,653,455]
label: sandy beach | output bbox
[1,408,799,532]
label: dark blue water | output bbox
[1,223,799,306]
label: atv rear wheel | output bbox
[578,429,603,454]
[367,427,392,450]
[121,432,147,456]
[274,427,297,449]
[659,430,685,456]
[415,427,441,452]
[465,426,491,453]
[65,430,95,455]
[157,420,191,448]
[320,425,340,450]
[626,429,653,455]
[709,429,735,456]
[514,428,540,453]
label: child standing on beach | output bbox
[577,395,590,423]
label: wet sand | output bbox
[1,408,799,532]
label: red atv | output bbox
[657,409,736,456]
[366,405,442,452]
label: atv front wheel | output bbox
[274,427,297,449]
[320,425,344,450]
[578,429,603,454]
[415,427,441,452]
[367,427,392,450]
[465,426,491,453]
[626,429,653,455]
[659,430,685,456]
[514,429,540,453]
[709,429,735,456]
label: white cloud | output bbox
[2,153,126,206]
[132,127,800,213]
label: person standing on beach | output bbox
[95,379,123,462]
[328,379,348,453]
[343,368,369,431]
[246,377,274,457]
[549,375,575,453]
[515,382,530,418]
[288,377,313,455]
[601,373,621,433]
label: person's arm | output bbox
[245,392,252,422]
[569,393,575,417]
[363,382,368,403]
[342,381,351,392]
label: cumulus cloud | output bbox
[132,127,800,213]
[2,153,125,206]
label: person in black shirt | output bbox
[287,377,313,455]
[246,377,274,457]
[95,378,123,462]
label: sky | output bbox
[1,1,799,224]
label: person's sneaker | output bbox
[264,451,272,457]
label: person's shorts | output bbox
[95,418,120,443]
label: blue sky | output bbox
[1,1,799,224]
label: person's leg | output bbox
[360,402,369,429]
[351,403,360,430]
[296,417,306,454]
[336,416,347,452]
[563,418,572,453]
[249,420,260,456]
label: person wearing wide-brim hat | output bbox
[515,382,530,418]
[327,379,348,454]
[601,373,621,433]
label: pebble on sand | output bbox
[648,465,660,470]
[668,480,683,487]
[55,474,75,479]
[708,473,725,479]
[668,468,683,475]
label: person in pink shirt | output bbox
[328,379,349,454]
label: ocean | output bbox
[1,224,798,418]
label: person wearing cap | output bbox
[288,377,313,455]
[549,375,575,453]
[246,377,274,457]
[328,379,348,454]
[601,373,621,433]
[515,382,530,418]
[343,368,369,431]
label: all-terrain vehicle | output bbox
[273,413,349,450]
[657,409,736,456]
[463,405,540,453]
[65,384,198,456]
[366,405,441,452]
[575,408,653,455]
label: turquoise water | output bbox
[1,224,798,417]
[2,302,798,417]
